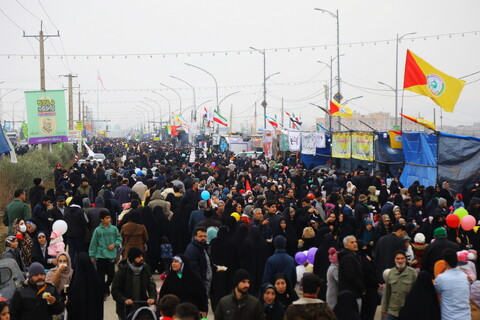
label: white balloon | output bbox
[52,220,68,236]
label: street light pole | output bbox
[144,97,162,126]
[170,75,196,123]
[139,101,156,132]
[160,83,182,115]
[151,91,171,126]
[395,32,416,128]
[185,63,219,133]
[249,47,268,130]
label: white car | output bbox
[77,153,106,165]
[235,151,261,159]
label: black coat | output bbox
[10,281,64,320]
[421,238,460,274]
[338,249,365,298]
[374,233,405,283]
[184,239,212,284]
[64,205,88,239]
[158,255,208,313]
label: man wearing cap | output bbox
[9,262,64,319]
[467,197,480,221]
[3,189,30,236]
[214,269,265,320]
[50,196,66,222]
[112,247,157,320]
[434,197,449,217]
[421,227,460,275]
[374,223,406,283]
[262,235,297,286]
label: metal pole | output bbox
[395,33,399,128]
[170,76,196,122]
[151,91,171,126]
[263,50,267,130]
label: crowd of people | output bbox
[2,137,480,320]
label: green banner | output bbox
[279,134,289,151]
[25,90,68,144]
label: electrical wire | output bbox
[0,8,24,31]
[15,0,42,21]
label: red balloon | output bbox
[307,193,315,200]
[446,214,460,228]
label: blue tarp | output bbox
[375,132,404,177]
[438,132,480,193]
[0,125,12,154]
[400,132,437,188]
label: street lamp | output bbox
[151,91,171,126]
[185,63,220,133]
[139,101,156,131]
[395,32,416,128]
[170,75,196,123]
[343,96,363,105]
[219,91,241,107]
[314,8,341,102]
[160,83,182,115]
[133,106,149,132]
[249,46,270,130]
[143,97,163,125]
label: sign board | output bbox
[68,130,81,143]
[334,92,343,103]
[25,90,68,144]
[75,122,84,131]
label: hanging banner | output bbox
[288,130,301,151]
[263,131,274,159]
[25,90,68,144]
[219,136,228,152]
[279,134,289,151]
[67,130,81,143]
[332,132,351,158]
[0,124,12,154]
[301,132,316,155]
[75,121,84,131]
[315,132,326,149]
[352,132,374,161]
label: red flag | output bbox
[246,180,251,192]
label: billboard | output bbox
[25,90,68,144]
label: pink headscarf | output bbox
[328,247,338,264]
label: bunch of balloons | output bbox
[294,247,318,265]
[446,208,476,231]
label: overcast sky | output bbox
[1,0,479,132]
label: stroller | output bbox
[0,258,25,300]
[126,302,156,320]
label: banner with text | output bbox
[352,132,374,161]
[301,132,316,155]
[288,130,301,152]
[332,132,351,158]
[25,90,68,144]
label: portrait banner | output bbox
[332,132,351,158]
[263,131,274,159]
[301,132,316,155]
[25,90,68,144]
[288,130,301,152]
[279,134,289,151]
[352,132,374,161]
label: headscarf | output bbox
[334,290,360,320]
[12,219,32,267]
[46,252,73,293]
[206,227,218,245]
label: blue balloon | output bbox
[136,170,143,176]
[201,190,210,200]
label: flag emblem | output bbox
[426,74,445,97]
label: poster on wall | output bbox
[332,132,351,158]
[263,131,274,159]
[301,132,316,155]
[315,132,326,149]
[352,132,374,161]
[288,130,301,151]
[25,90,68,144]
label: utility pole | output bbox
[60,74,77,130]
[23,22,60,91]
[281,98,284,127]
[253,102,257,133]
[324,84,330,129]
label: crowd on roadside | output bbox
[2,137,480,320]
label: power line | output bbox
[15,0,42,21]
[0,8,24,31]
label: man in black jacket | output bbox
[64,195,89,266]
[29,178,45,210]
[10,262,64,320]
[421,227,460,274]
[374,223,406,283]
[338,235,365,311]
[184,227,215,297]
[112,247,156,320]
